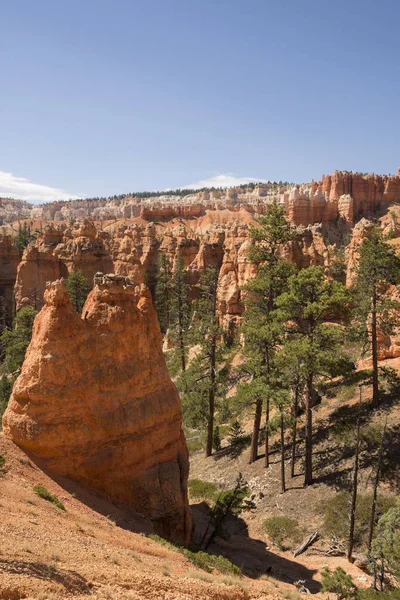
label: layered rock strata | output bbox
[2,275,192,545]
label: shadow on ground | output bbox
[191,501,322,592]
[0,559,92,594]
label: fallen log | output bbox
[293,531,319,557]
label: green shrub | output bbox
[321,492,395,547]
[184,550,240,575]
[0,374,13,421]
[148,534,240,575]
[188,479,219,502]
[263,516,302,550]
[0,452,6,474]
[213,426,221,452]
[33,485,66,511]
[357,589,400,600]
[228,420,245,447]
[321,567,357,599]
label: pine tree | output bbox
[154,252,172,334]
[65,271,90,314]
[277,266,350,486]
[372,499,400,588]
[183,266,225,457]
[354,225,400,408]
[14,222,33,253]
[0,306,37,373]
[213,425,221,452]
[0,374,13,419]
[169,254,190,371]
[240,199,295,465]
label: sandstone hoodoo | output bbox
[2,274,192,546]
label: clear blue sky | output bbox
[1,0,400,202]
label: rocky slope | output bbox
[2,274,192,545]
[0,435,278,600]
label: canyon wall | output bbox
[12,214,332,330]
[21,169,400,226]
[2,275,192,545]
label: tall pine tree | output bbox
[154,252,172,334]
[353,225,400,408]
[277,266,350,485]
[184,266,224,457]
[169,254,190,372]
[240,199,294,465]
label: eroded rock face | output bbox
[3,275,192,545]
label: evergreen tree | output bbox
[14,222,33,253]
[277,266,350,486]
[240,199,295,465]
[213,425,221,452]
[0,375,13,420]
[1,306,37,373]
[372,499,400,587]
[353,225,400,408]
[182,266,224,457]
[65,271,90,314]
[169,254,190,371]
[154,252,172,334]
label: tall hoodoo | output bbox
[2,274,192,545]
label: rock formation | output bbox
[2,274,192,545]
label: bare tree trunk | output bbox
[291,383,300,478]
[249,397,262,464]
[280,410,286,493]
[265,395,270,468]
[205,339,216,457]
[371,290,379,408]
[368,421,387,554]
[304,373,313,486]
[348,387,362,562]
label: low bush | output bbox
[148,534,240,575]
[321,567,357,599]
[0,452,6,475]
[33,485,66,511]
[263,516,303,550]
[188,479,219,502]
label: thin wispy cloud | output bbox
[0,171,84,204]
[183,174,269,190]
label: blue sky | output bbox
[1,0,400,202]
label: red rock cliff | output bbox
[2,274,192,545]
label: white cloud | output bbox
[0,171,84,204]
[182,173,269,190]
